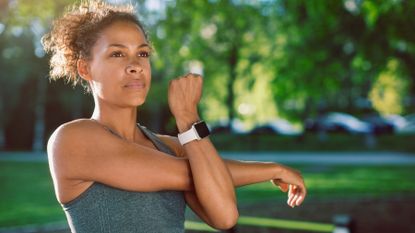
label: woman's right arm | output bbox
[48,120,194,193]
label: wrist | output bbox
[175,114,200,133]
[272,163,286,180]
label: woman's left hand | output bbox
[271,167,306,208]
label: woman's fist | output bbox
[168,73,203,129]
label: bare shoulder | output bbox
[156,134,185,157]
[47,118,111,166]
[50,118,100,136]
[47,119,101,153]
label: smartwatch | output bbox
[178,121,210,145]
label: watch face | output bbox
[194,121,210,138]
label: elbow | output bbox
[211,208,239,230]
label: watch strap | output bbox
[178,125,200,145]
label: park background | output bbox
[0,0,415,233]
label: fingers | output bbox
[185,72,203,79]
[169,73,203,88]
[169,73,203,102]
[287,185,306,208]
[273,181,305,207]
[168,73,204,118]
[176,73,203,83]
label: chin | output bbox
[131,98,146,107]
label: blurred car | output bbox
[383,114,407,130]
[209,124,231,134]
[305,112,372,134]
[402,114,415,134]
[209,119,249,135]
[249,119,302,136]
[362,114,395,135]
[385,114,415,134]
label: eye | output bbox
[138,51,150,58]
[110,51,124,57]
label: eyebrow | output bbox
[107,43,151,49]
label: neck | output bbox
[91,102,140,141]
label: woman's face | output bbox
[86,21,152,108]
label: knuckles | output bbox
[170,73,203,87]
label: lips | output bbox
[124,80,145,89]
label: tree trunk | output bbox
[226,45,238,128]
[32,75,47,151]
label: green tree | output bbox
[0,0,75,150]
[151,0,276,131]
[271,0,415,121]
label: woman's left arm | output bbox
[159,136,306,226]
[187,159,307,226]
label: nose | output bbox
[126,62,143,74]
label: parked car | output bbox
[385,114,415,134]
[249,119,302,136]
[305,112,372,134]
[209,124,231,134]
[383,114,407,130]
[402,114,415,134]
[209,119,249,135]
[362,114,395,135]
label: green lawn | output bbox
[0,161,65,227]
[1,161,415,228]
[211,133,415,152]
[236,164,415,204]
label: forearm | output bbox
[168,75,238,228]
[177,117,238,228]
[184,159,288,226]
[224,159,283,187]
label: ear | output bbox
[77,58,91,81]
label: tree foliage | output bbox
[272,0,415,120]
[0,0,414,149]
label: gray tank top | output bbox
[62,124,186,233]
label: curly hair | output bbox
[41,0,149,90]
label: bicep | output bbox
[49,125,193,192]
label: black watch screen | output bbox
[194,121,210,138]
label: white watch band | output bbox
[178,125,200,145]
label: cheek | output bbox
[144,62,151,77]
[146,66,152,89]
[90,70,119,96]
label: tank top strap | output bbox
[137,124,177,156]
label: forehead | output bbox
[94,21,147,48]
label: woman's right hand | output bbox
[168,73,203,131]
[271,165,307,208]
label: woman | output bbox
[42,1,306,232]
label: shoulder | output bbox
[156,134,185,157]
[47,119,108,160]
[48,119,101,145]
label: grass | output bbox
[0,161,65,227]
[237,216,334,232]
[235,164,415,204]
[1,160,415,229]
[210,133,415,152]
